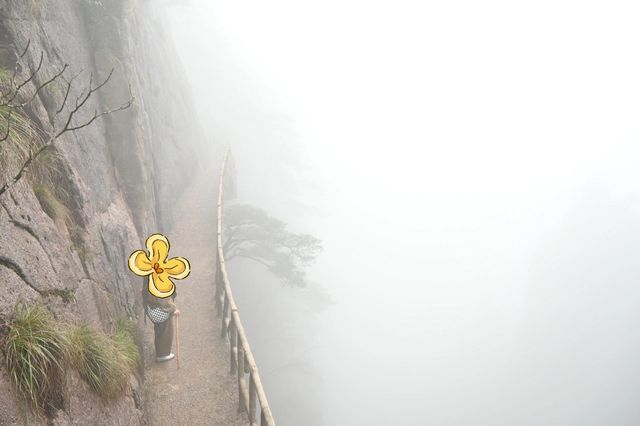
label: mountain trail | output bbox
[142,164,245,426]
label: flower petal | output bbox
[145,233,169,264]
[163,257,191,280]
[148,273,175,298]
[128,250,154,276]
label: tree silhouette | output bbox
[223,204,322,287]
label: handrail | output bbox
[215,149,276,426]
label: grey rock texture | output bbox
[0,0,205,423]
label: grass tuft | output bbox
[0,66,44,172]
[114,318,139,370]
[4,304,70,410]
[70,325,136,398]
[4,304,140,411]
[0,105,43,168]
[30,148,65,189]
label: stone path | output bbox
[142,165,246,426]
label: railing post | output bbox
[214,267,222,316]
[230,319,237,374]
[237,342,245,413]
[221,295,229,338]
[249,374,257,425]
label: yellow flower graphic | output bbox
[128,233,190,298]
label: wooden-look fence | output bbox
[214,150,276,426]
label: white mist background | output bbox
[164,1,640,425]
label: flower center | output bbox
[153,262,164,273]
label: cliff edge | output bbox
[0,0,206,423]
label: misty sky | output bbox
[164,1,640,425]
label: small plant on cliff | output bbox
[33,185,71,224]
[0,104,43,165]
[4,304,70,411]
[4,304,141,417]
[114,317,139,370]
[0,104,35,138]
[33,182,88,258]
[0,67,44,174]
[70,324,137,398]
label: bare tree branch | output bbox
[56,69,83,114]
[0,41,134,198]
[0,138,37,196]
[91,68,114,93]
[17,39,30,59]
[1,40,32,99]
[223,237,264,253]
[63,97,133,133]
[56,69,116,138]
[230,253,273,269]
[11,63,68,108]
[3,51,44,105]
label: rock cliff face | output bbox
[0,0,204,423]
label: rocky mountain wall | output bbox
[0,0,205,423]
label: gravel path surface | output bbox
[142,166,246,426]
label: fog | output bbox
[163,1,640,425]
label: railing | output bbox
[214,149,276,426]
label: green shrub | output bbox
[70,325,135,398]
[4,304,70,410]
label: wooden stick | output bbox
[176,314,180,369]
